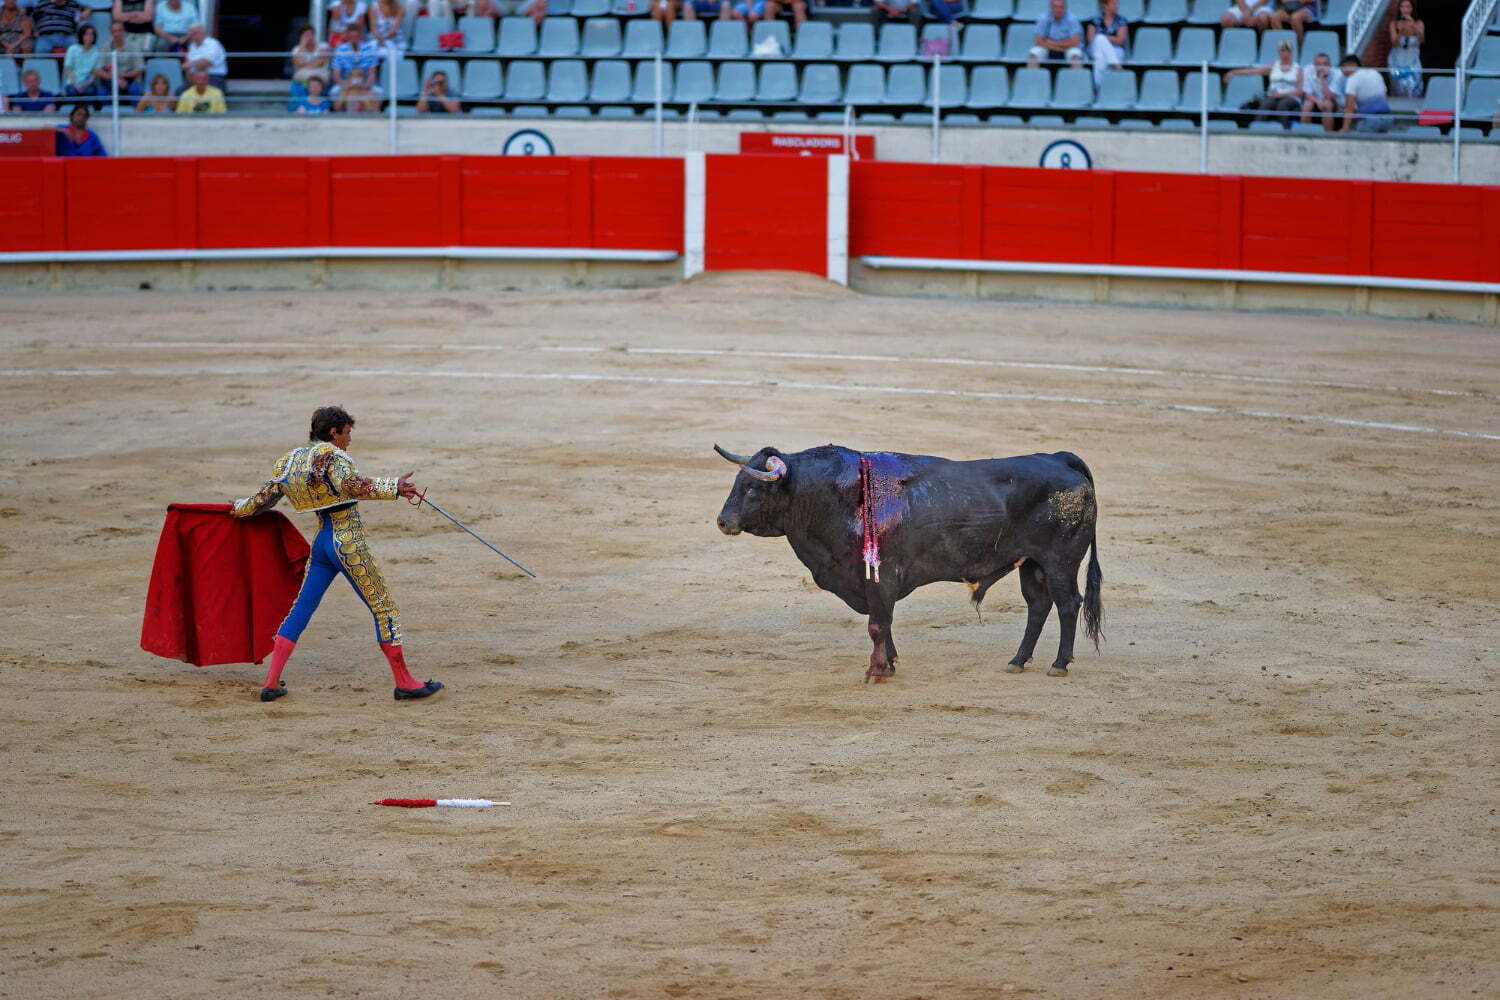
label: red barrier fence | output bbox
[0,155,683,254]
[849,162,1500,284]
[704,153,827,275]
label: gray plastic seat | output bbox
[1142,0,1186,22]
[572,0,609,14]
[965,64,1009,107]
[554,105,591,118]
[672,61,711,102]
[1462,78,1500,120]
[1247,118,1285,132]
[1134,68,1178,110]
[1175,70,1220,112]
[410,17,446,53]
[461,59,502,99]
[1300,29,1340,66]
[1256,29,1296,64]
[537,17,580,57]
[1185,0,1218,23]
[834,22,875,61]
[599,105,637,118]
[755,61,796,100]
[496,17,538,55]
[1094,67,1136,109]
[971,0,1012,17]
[726,108,763,120]
[503,59,546,100]
[0,58,16,96]
[714,60,755,101]
[394,58,419,100]
[959,23,1000,61]
[1028,113,1065,124]
[1214,27,1256,68]
[798,62,842,103]
[1131,26,1171,64]
[1014,0,1046,18]
[1421,75,1454,111]
[546,59,589,102]
[1050,67,1093,108]
[752,21,791,58]
[1321,0,1349,25]
[1118,117,1153,129]
[1002,23,1034,62]
[934,62,966,105]
[623,19,663,57]
[1402,124,1441,137]
[144,56,182,93]
[589,59,631,101]
[1117,0,1143,19]
[770,110,809,121]
[844,62,886,104]
[581,18,622,56]
[545,0,574,12]
[1007,66,1050,105]
[946,111,981,122]
[458,15,495,52]
[1159,115,1195,129]
[861,111,898,122]
[792,21,833,60]
[666,19,707,58]
[1172,25,1214,65]
[709,20,748,58]
[884,63,926,103]
[1073,115,1108,127]
[1220,73,1262,111]
[877,22,916,61]
[919,22,960,53]
[633,59,674,101]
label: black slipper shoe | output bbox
[393,680,443,701]
[259,684,287,702]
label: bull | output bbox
[714,444,1103,683]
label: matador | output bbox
[233,405,444,703]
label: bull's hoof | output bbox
[1004,659,1027,674]
[1046,665,1069,677]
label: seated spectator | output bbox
[1027,0,1082,68]
[111,0,155,53]
[729,0,767,24]
[182,22,225,90]
[175,65,224,111]
[924,0,964,26]
[1224,39,1300,127]
[101,21,146,94]
[151,0,194,51]
[63,23,108,100]
[871,0,920,28]
[332,24,382,92]
[1269,0,1315,41]
[649,0,676,26]
[55,102,104,153]
[368,0,404,51]
[680,0,727,19]
[1339,53,1390,133]
[327,0,367,41]
[31,0,84,53]
[468,0,543,21]
[1086,0,1127,88]
[134,69,174,111]
[292,74,331,112]
[1299,50,1342,130]
[333,67,379,111]
[290,25,330,87]
[9,67,57,111]
[1386,0,1422,98]
[1220,0,1268,31]
[1,0,34,56]
[416,69,459,111]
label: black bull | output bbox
[715,444,1103,682]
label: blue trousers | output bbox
[278,506,402,645]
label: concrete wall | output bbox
[17,115,1495,184]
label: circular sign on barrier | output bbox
[503,129,555,156]
[1039,139,1092,170]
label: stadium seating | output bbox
[1095,68,1138,110]
[755,62,797,100]
[713,61,755,101]
[844,62,885,104]
[959,24,1000,62]
[1131,26,1172,65]
[458,15,495,53]
[581,18,623,56]
[834,22,875,62]
[1220,74,1262,112]
[547,60,589,102]
[1049,66,1093,108]
[145,56,183,93]
[497,17,539,55]
[1135,68,1179,110]
[411,17,446,53]
[791,20,832,59]
[589,59,631,102]
[752,21,792,58]
[633,59,673,101]
[667,20,707,59]
[1471,36,1500,75]
[537,17,581,57]
[674,60,713,103]
[885,63,926,104]
[503,59,546,101]
[799,62,842,103]
[965,64,1009,107]
[462,59,502,100]
[1461,78,1500,122]
[709,21,749,59]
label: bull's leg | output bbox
[1043,562,1084,677]
[865,586,897,684]
[1005,562,1052,673]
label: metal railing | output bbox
[1344,0,1387,62]
[1463,0,1498,67]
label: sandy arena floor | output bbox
[0,274,1497,999]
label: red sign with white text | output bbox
[739,132,875,159]
[0,130,55,157]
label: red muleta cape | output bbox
[140,504,310,667]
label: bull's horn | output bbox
[714,444,752,466]
[739,456,786,483]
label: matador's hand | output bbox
[397,472,419,498]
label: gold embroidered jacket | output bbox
[233,442,400,518]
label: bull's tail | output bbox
[1059,452,1104,651]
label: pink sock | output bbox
[263,635,295,689]
[381,643,419,689]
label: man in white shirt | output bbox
[1300,51,1343,130]
[182,21,225,90]
[1339,54,1390,133]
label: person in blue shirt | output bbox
[1027,0,1083,68]
[10,68,58,112]
[290,74,332,113]
[55,104,106,155]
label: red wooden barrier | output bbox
[704,153,826,274]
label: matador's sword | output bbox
[409,491,537,579]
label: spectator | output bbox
[680,0,727,20]
[101,21,145,93]
[55,102,104,153]
[1086,0,1128,88]
[291,25,330,87]
[924,0,963,26]
[31,0,85,54]
[1386,0,1422,98]
[416,68,459,112]
[1220,0,1268,31]
[333,67,379,111]
[182,23,224,90]
[1027,0,1082,68]
[649,0,676,26]
[1224,39,1301,127]
[134,69,174,111]
[1269,0,1315,42]
[111,0,154,52]
[175,65,223,110]
[63,23,107,101]
[477,0,546,25]
[292,74,331,112]
[327,0,367,40]
[1339,53,1390,133]
[871,0,920,29]
[332,23,381,92]
[151,0,194,51]
[9,67,57,111]
[1,0,34,56]
[1299,50,1342,129]
[729,0,767,25]
[368,0,403,51]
